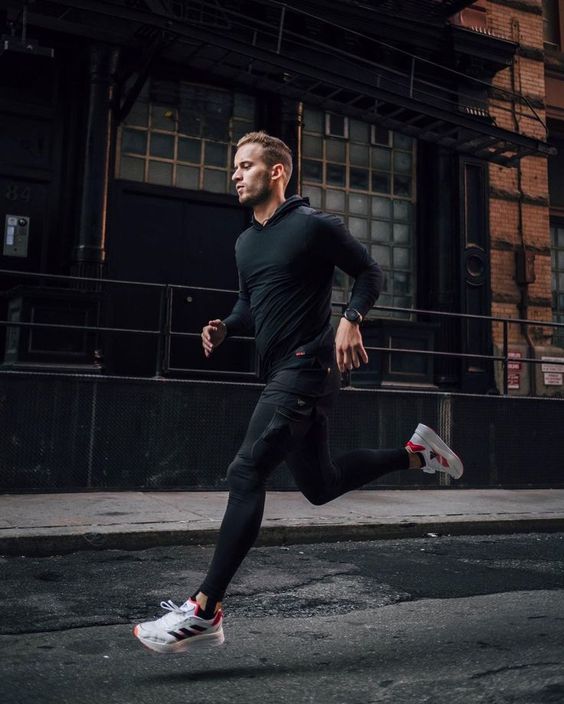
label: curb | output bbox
[2,517,564,557]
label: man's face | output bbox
[232,143,274,207]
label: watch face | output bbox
[344,308,360,323]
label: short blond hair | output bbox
[237,131,293,185]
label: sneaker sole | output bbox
[415,423,464,480]
[133,624,225,654]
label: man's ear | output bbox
[270,163,285,183]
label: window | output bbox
[301,107,417,318]
[117,80,256,194]
[551,223,564,346]
[543,0,561,48]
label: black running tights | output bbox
[198,386,409,602]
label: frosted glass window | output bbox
[393,200,411,222]
[327,139,346,162]
[176,165,199,190]
[327,164,346,186]
[350,144,369,166]
[150,133,174,159]
[393,272,411,294]
[122,129,147,155]
[350,168,369,191]
[394,132,413,150]
[349,193,368,215]
[372,125,391,145]
[371,148,391,171]
[371,220,392,242]
[327,189,345,211]
[303,135,323,158]
[117,81,256,195]
[372,245,390,266]
[178,138,201,163]
[349,119,370,143]
[372,197,392,219]
[349,217,368,238]
[303,106,324,133]
[327,113,346,137]
[393,223,410,243]
[394,151,412,174]
[303,160,323,182]
[372,173,391,193]
[120,156,144,181]
[148,161,172,185]
[303,185,322,208]
[203,169,226,193]
[393,247,410,268]
[301,106,417,317]
[394,175,412,197]
[205,142,228,167]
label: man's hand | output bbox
[335,318,368,372]
[201,319,227,358]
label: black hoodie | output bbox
[223,195,384,378]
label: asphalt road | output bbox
[1,533,564,704]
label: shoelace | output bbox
[160,599,192,614]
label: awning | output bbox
[8,0,555,165]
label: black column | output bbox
[417,143,460,389]
[73,44,119,279]
[458,157,493,394]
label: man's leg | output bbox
[196,398,313,607]
[286,390,462,505]
[285,391,411,505]
[133,391,313,653]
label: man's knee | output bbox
[226,456,262,496]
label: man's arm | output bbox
[222,273,254,336]
[318,212,384,316]
[318,213,384,371]
[201,274,254,357]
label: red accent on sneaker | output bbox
[188,598,202,617]
[212,610,223,626]
[406,441,425,452]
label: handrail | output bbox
[1,268,563,394]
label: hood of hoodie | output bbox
[251,194,310,230]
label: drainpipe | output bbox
[73,44,120,280]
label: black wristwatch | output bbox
[343,308,362,325]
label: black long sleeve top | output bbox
[223,195,384,378]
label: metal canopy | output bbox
[10,0,555,165]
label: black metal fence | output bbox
[1,371,563,491]
[1,269,564,491]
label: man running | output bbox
[133,131,463,654]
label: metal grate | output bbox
[2,371,564,491]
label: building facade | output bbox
[1,0,562,392]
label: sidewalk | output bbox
[1,489,564,556]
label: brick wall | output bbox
[484,0,552,347]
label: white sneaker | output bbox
[406,423,464,480]
[133,598,224,654]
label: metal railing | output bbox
[1,268,564,395]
